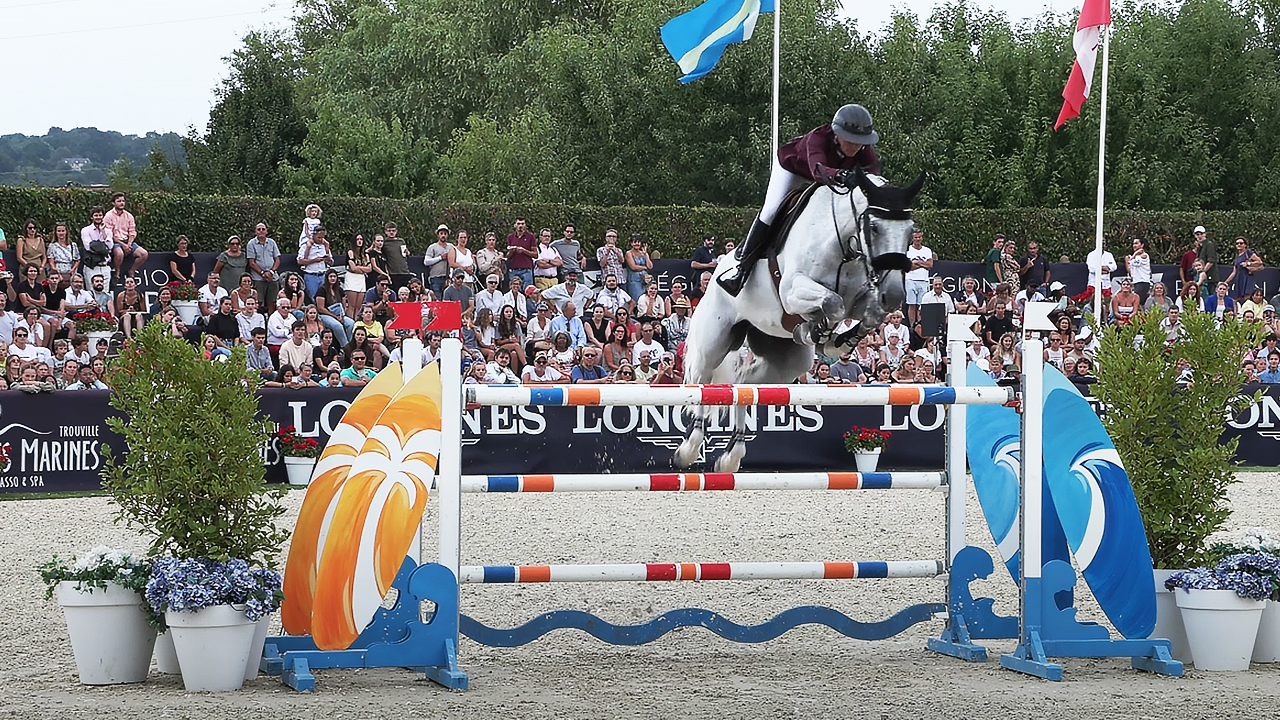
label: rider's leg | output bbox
[717,160,804,297]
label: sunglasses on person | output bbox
[14,332,28,338]
[536,357,547,364]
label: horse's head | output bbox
[852,168,924,274]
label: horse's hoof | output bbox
[673,445,698,469]
[714,445,746,473]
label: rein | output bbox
[826,184,877,307]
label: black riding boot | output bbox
[716,218,771,297]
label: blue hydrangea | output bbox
[146,557,284,621]
[1165,552,1280,601]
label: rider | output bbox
[717,104,882,297]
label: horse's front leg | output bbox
[781,275,845,345]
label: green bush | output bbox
[1095,310,1262,568]
[100,319,289,566]
[4,186,1279,264]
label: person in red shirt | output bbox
[718,104,882,296]
[505,217,538,290]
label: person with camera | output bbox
[79,206,115,290]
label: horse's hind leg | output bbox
[714,405,749,473]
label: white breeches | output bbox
[760,157,808,225]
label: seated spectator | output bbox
[442,270,476,316]
[9,326,52,365]
[465,360,489,385]
[353,304,387,353]
[236,297,266,345]
[55,359,80,390]
[340,351,376,386]
[602,322,631,372]
[1109,278,1140,324]
[263,364,297,387]
[1069,357,1099,394]
[62,364,106,391]
[814,361,838,384]
[245,328,276,381]
[319,368,343,387]
[475,274,507,316]
[549,332,577,367]
[583,305,611,349]
[631,322,664,365]
[652,351,682,384]
[1159,307,1185,343]
[312,328,342,372]
[613,307,639,345]
[500,277,533,319]
[473,307,497,361]
[830,351,865,383]
[634,282,667,323]
[344,327,385,370]
[485,348,522,384]
[542,269,592,315]
[1144,282,1173,316]
[522,352,563,384]
[570,347,611,384]
[663,297,692,348]
[615,361,639,384]
[494,305,526,368]
[291,362,320,388]
[1204,282,1236,321]
[921,277,956,314]
[279,321,314,373]
[594,273,632,320]
[549,302,587,350]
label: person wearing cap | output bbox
[442,269,475,316]
[1019,241,1050,295]
[542,269,593,315]
[423,224,455,299]
[525,301,556,359]
[1180,225,1218,286]
[475,273,507,316]
[717,103,882,296]
[1046,280,1070,312]
[662,296,693,347]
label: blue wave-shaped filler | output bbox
[460,603,944,647]
[1041,370,1156,639]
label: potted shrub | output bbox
[1165,552,1280,670]
[1210,528,1280,662]
[71,309,118,355]
[1095,309,1261,660]
[843,425,891,473]
[275,425,321,486]
[165,281,202,325]
[100,319,290,691]
[38,547,157,685]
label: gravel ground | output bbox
[4,474,1280,719]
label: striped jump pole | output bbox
[466,383,1013,409]
[459,471,945,493]
[459,560,945,584]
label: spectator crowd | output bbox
[2,200,1276,395]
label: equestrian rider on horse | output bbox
[717,104,882,297]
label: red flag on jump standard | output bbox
[1054,0,1112,130]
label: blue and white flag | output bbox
[660,0,775,84]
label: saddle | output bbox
[762,182,829,335]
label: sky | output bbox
[0,0,1066,139]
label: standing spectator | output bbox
[46,222,80,280]
[79,205,114,289]
[367,233,391,288]
[344,234,372,320]
[1226,236,1264,300]
[533,229,561,290]
[596,229,626,284]
[1191,225,1218,285]
[631,322,665,365]
[17,219,48,282]
[169,235,196,285]
[381,222,412,289]
[690,234,719,283]
[904,227,933,326]
[1126,238,1152,303]
[475,231,505,284]
[215,235,249,289]
[247,222,281,313]
[443,269,476,315]
[571,346,611,384]
[236,297,265,344]
[594,273,633,320]
[297,225,333,301]
[1020,241,1050,295]
[983,234,1005,288]
[551,225,585,280]
[423,225,454,298]
[505,217,537,289]
[103,193,148,282]
[624,234,652,300]
[999,239,1021,296]
[448,230,477,287]
[245,327,275,381]
[1084,244,1117,296]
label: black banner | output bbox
[5,385,1280,495]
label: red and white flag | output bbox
[1054,0,1112,130]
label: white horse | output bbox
[674,170,923,472]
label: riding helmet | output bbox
[831,104,879,145]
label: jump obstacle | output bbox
[263,310,1183,690]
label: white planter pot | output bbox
[56,581,156,685]
[153,631,181,674]
[854,449,881,473]
[1175,588,1265,671]
[1253,599,1280,662]
[172,300,200,326]
[244,614,271,681]
[1151,569,1192,663]
[283,456,316,486]
[166,604,256,691]
[86,330,114,357]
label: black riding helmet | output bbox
[831,104,879,145]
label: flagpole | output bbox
[1091,27,1110,324]
[771,0,780,152]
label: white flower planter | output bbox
[854,449,881,473]
[1253,599,1280,663]
[153,631,181,674]
[56,581,156,685]
[1175,588,1265,671]
[172,300,200,326]
[244,614,271,681]
[86,330,114,357]
[283,456,316,486]
[166,604,257,691]
[1151,569,1192,663]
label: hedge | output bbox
[3,187,1279,266]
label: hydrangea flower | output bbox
[146,557,283,622]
